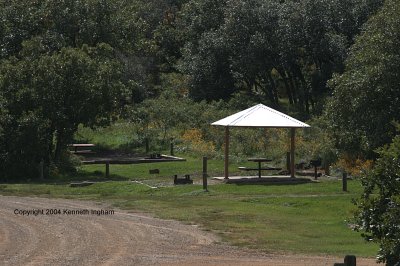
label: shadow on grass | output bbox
[0,170,129,185]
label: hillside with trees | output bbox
[0,0,385,179]
[1,0,400,263]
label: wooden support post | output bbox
[342,172,348,192]
[286,152,291,173]
[203,156,208,191]
[314,165,318,180]
[170,139,174,156]
[106,162,110,178]
[290,128,295,178]
[224,127,230,179]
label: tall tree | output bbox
[178,0,235,101]
[0,43,125,179]
[325,0,400,157]
[178,0,382,113]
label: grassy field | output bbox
[0,160,378,257]
[53,155,277,184]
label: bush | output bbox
[333,154,373,177]
[353,134,400,265]
[180,128,217,157]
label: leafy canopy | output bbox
[325,0,400,157]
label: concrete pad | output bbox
[212,175,313,185]
[213,175,291,180]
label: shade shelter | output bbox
[211,104,310,179]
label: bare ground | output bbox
[0,196,379,266]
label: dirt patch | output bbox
[0,196,378,265]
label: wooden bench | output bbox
[69,143,95,154]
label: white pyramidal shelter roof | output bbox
[211,104,310,128]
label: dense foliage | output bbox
[354,133,400,265]
[326,0,400,158]
[178,0,383,114]
[0,0,145,179]
[0,0,386,180]
[327,1,400,264]
[0,44,125,179]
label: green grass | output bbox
[0,177,378,258]
[52,154,270,183]
[75,122,140,151]
[83,156,220,178]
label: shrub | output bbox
[181,128,216,157]
[353,134,400,265]
[334,154,373,177]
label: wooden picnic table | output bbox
[248,158,273,178]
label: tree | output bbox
[180,30,236,101]
[178,0,382,113]
[0,0,160,104]
[0,43,125,179]
[221,0,281,107]
[325,0,400,157]
[354,132,400,265]
[0,0,152,180]
[178,0,235,101]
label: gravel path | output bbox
[0,196,379,266]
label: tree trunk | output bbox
[294,64,311,114]
[267,72,279,107]
[256,76,275,105]
[292,73,304,112]
[277,68,293,105]
[54,129,65,163]
[287,71,298,105]
[145,137,150,153]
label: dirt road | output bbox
[0,196,378,266]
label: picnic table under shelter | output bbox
[211,103,310,179]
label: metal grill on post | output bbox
[310,158,321,180]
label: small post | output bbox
[106,162,110,178]
[344,255,356,266]
[170,139,174,156]
[203,156,208,191]
[314,165,318,180]
[342,172,347,192]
